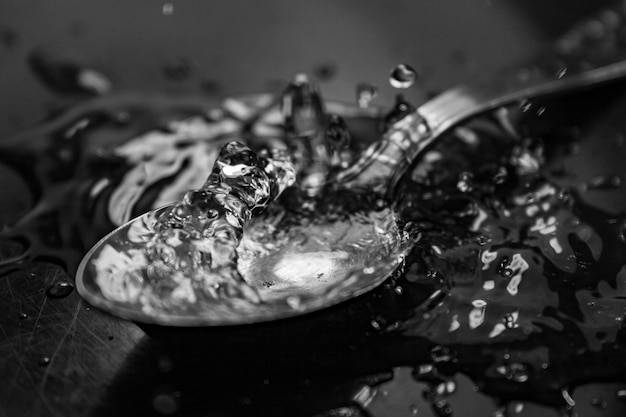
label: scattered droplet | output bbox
[409,404,419,415]
[562,388,576,408]
[389,64,418,89]
[394,286,404,295]
[456,172,473,193]
[495,362,530,383]
[430,346,454,363]
[616,389,626,401]
[590,397,608,409]
[18,312,28,320]
[162,3,174,15]
[556,67,568,79]
[46,281,74,298]
[432,399,453,417]
[356,82,378,108]
[313,61,337,81]
[152,390,179,415]
[38,356,51,367]
[371,319,382,330]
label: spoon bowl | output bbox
[77,193,410,326]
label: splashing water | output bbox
[91,141,296,313]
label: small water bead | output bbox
[431,400,453,417]
[435,380,457,396]
[46,281,74,298]
[152,391,179,415]
[162,3,174,15]
[590,397,608,409]
[389,64,418,89]
[456,172,473,193]
[586,175,622,190]
[356,83,378,108]
[394,286,404,295]
[519,100,533,113]
[493,166,508,185]
[495,362,530,383]
[18,312,28,320]
[616,389,626,401]
[556,67,568,79]
[38,356,51,367]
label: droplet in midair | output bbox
[46,281,74,298]
[389,64,418,89]
[38,356,51,367]
[162,3,174,15]
[18,312,28,320]
[356,82,378,108]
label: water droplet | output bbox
[394,286,404,295]
[493,166,508,184]
[590,397,608,409]
[432,399,453,417]
[496,362,530,383]
[587,175,622,190]
[313,61,337,81]
[616,389,626,401]
[520,100,532,112]
[556,67,568,79]
[18,312,28,320]
[152,391,179,415]
[435,380,457,396]
[536,106,546,116]
[389,64,418,88]
[562,388,576,407]
[162,57,194,81]
[162,3,174,15]
[430,346,454,363]
[456,172,473,192]
[38,356,50,367]
[409,404,419,415]
[356,83,378,108]
[46,281,74,298]
[371,319,382,330]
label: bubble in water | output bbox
[356,82,378,108]
[389,64,418,89]
[38,356,51,367]
[18,312,28,320]
[409,404,419,415]
[46,281,74,298]
[435,380,457,396]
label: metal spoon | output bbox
[76,55,626,326]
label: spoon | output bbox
[76,55,626,326]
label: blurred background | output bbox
[0,0,614,138]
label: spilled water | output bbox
[1,71,626,414]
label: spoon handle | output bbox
[338,5,626,198]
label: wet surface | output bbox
[2,2,626,417]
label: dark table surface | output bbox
[1,1,626,417]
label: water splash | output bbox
[92,142,296,309]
